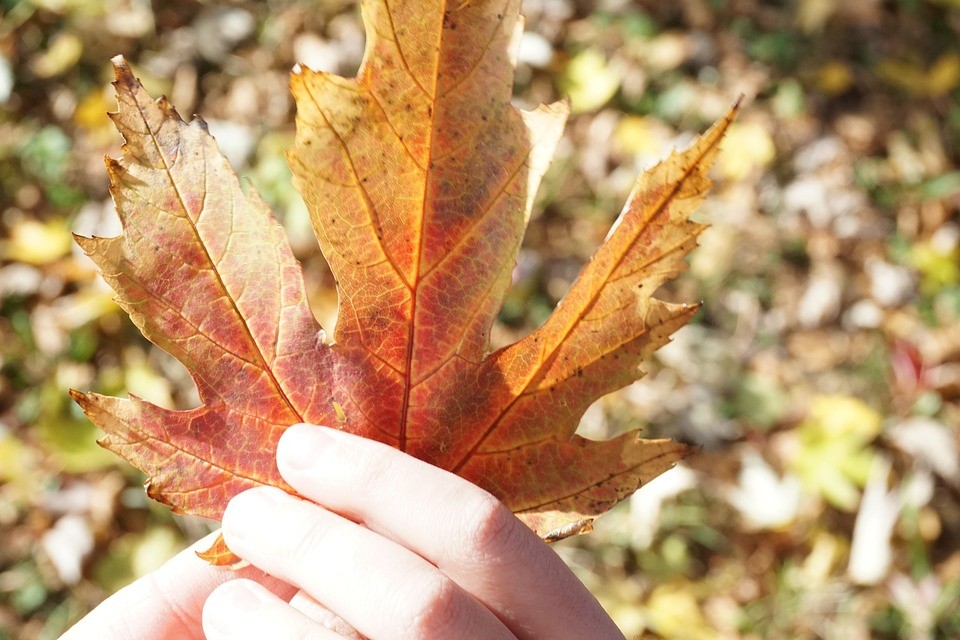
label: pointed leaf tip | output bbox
[68,388,87,406]
[111,55,136,89]
[68,389,102,417]
[196,534,245,568]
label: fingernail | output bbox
[206,580,269,635]
[278,423,337,471]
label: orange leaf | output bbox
[73,0,737,565]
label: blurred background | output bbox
[1,0,959,638]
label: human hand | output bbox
[59,532,295,640]
[201,423,626,639]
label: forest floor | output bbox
[1,1,959,638]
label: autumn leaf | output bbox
[72,0,737,564]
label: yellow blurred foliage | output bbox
[797,0,837,33]
[799,530,846,586]
[877,53,960,97]
[817,61,855,95]
[30,32,83,78]
[36,416,118,473]
[93,527,184,593]
[910,240,960,294]
[74,87,118,144]
[644,582,719,640]
[2,218,73,265]
[928,53,960,95]
[805,395,883,440]
[130,527,183,578]
[560,48,621,114]
[24,0,102,14]
[791,395,883,511]
[123,348,175,409]
[0,433,41,499]
[644,32,689,73]
[616,115,672,157]
[55,289,121,329]
[716,121,776,181]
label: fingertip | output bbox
[278,424,339,473]
[204,577,343,640]
[288,421,323,430]
[281,422,323,442]
[221,487,289,558]
[203,579,272,638]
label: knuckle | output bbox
[341,442,397,500]
[404,574,469,639]
[458,490,524,565]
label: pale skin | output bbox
[61,424,626,639]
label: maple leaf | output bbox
[72,0,737,565]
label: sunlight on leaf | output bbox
[72,0,736,564]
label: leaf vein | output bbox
[130,106,302,422]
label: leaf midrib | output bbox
[389,0,445,451]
